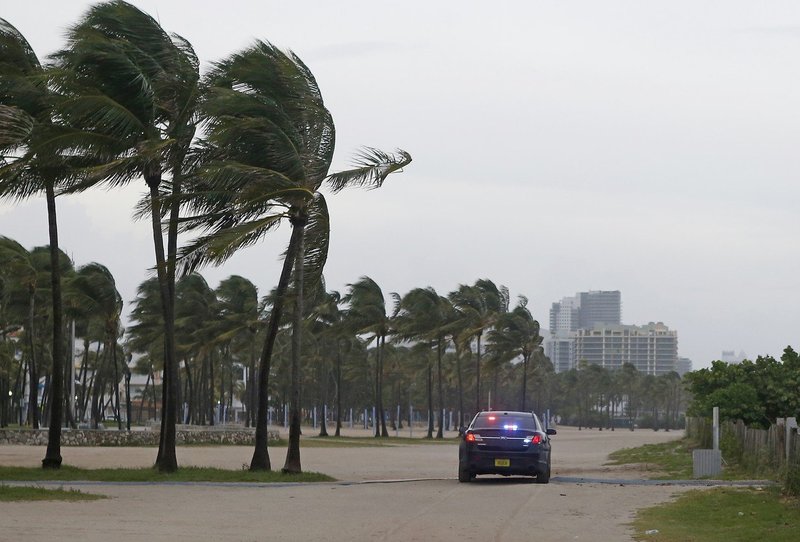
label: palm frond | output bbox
[300,193,330,290]
[0,105,34,148]
[176,213,284,275]
[325,147,411,193]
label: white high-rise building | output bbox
[573,322,678,375]
[547,290,622,372]
[721,350,747,364]
[547,296,580,372]
[546,291,681,375]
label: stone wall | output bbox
[0,427,281,446]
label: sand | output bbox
[0,425,690,541]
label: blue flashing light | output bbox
[503,424,518,431]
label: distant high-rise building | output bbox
[544,336,574,373]
[548,296,580,372]
[573,322,678,375]
[721,350,747,364]
[676,357,693,376]
[549,296,580,336]
[578,290,621,329]
[547,290,622,372]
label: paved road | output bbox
[0,426,691,541]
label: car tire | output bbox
[535,465,550,484]
[458,467,472,483]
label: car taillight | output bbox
[465,433,483,442]
[525,434,541,445]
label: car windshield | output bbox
[471,413,538,431]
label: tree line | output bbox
[684,347,800,429]
[0,235,688,448]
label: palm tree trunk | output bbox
[334,344,342,437]
[475,332,482,413]
[436,338,444,439]
[521,354,529,411]
[78,338,90,422]
[15,358,25,425]
[184,359,193,424]
[147,175,179,472]
[455,346,464,427]
[138,370,151,423]
[283,211,307,474]
[247,337,256,428]
[26,288,38,429]
[208,352,215,425]
[378,335,388,438]
[318,357,329,437]
[111,336,122,431]
[373,337,380,438]
[250,212,306,470]
[426,357,434,439]
[43,182,65,469]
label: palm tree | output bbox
[174,273,218,425]
[0,17,76,469]
[344,277,392,438]
[214,276,260,426]
[304,283,348,437]
[67,263,123,429]
[178,42,410,472]
[51,0,201,472]
[486,296,542,411]
[392,287,453,438]
[0,237,39,427]
[449,279,508,414]
[126,278,166,423]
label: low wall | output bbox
[0,427,281,446]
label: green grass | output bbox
[0,465,333,483]
[0,484,105,502]
[607,438,695,479]
[632,486,800,541]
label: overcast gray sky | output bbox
[1,1,798,370]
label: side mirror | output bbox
[458,426,467,436]
[546,428,557,436]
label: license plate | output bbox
[494,459,510,467]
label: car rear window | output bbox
[471,413,538,431]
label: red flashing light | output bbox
[488,416,496,421]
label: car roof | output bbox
[476,411,534,417]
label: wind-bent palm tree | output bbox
[174,273,218,425]
[449,280,508,414]
[393,287,453,438]
[303,282,347,437]
[214,276,260,426]
[68,263,123,429]
[0,18,81,468]
[344,277,393,438]
[486,296,542,411]
[52,1,201,472]
[178,42,410,471]
[0,237,40,428]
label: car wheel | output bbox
[458,467,472,483]
[535,465,550,484]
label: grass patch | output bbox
[0,465,333,483]
[632,486,800,541]
[0,484,104,502]
[607,438,694,479]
